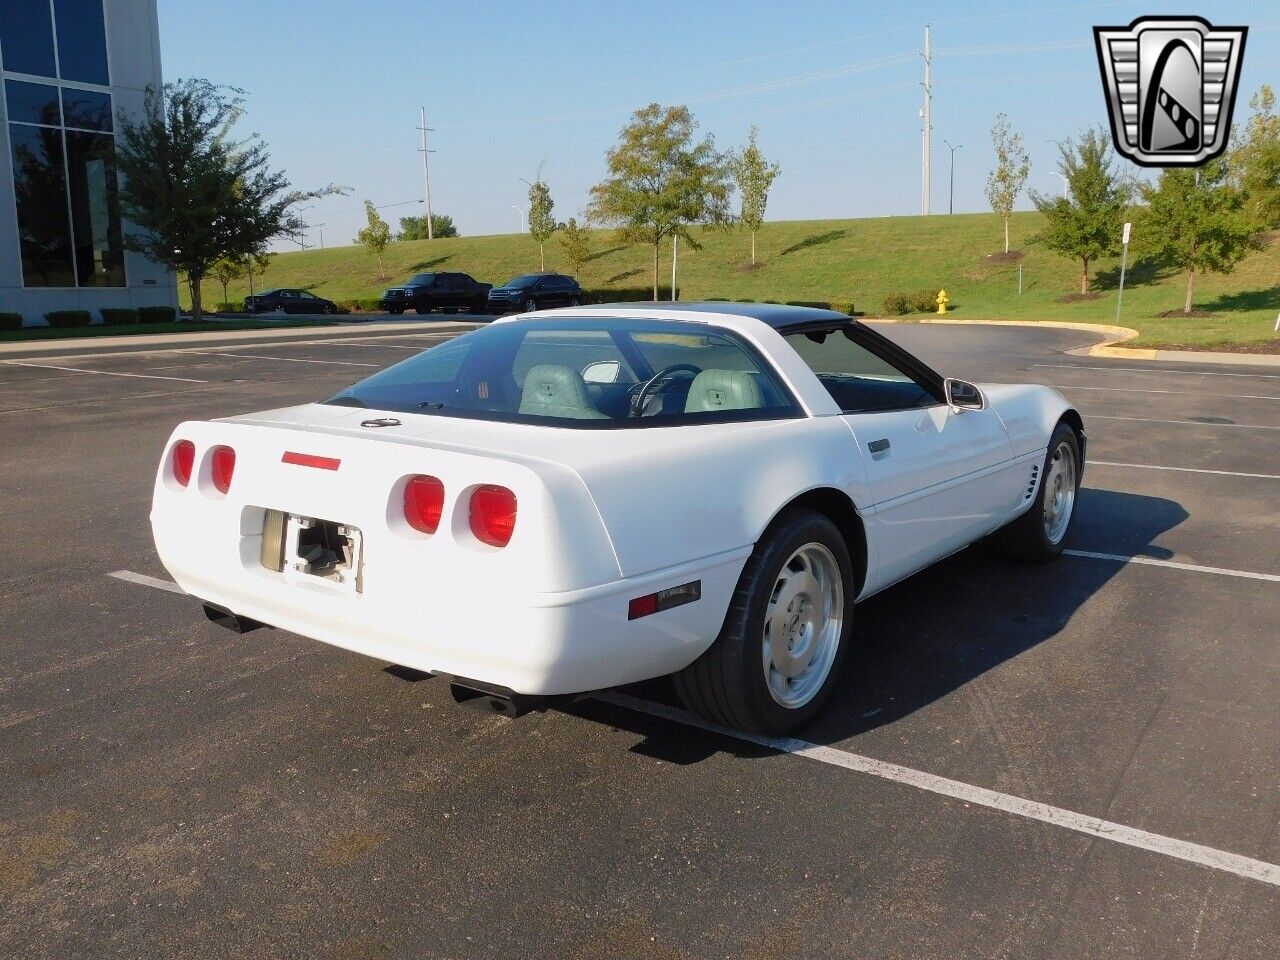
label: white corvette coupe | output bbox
[151,303,1083,734]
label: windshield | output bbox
[503,274,542,289]
[324,317,799,428]
[406,273,436,286]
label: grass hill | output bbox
[201,211,1280,349]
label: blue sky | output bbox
[159,0,1279,248]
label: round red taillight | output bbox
[404,474,445,534]
[211,445,236,494]
[172,440,195,486]
[470,485,517,547]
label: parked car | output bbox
[151,302,1083,736]
[487,273,582,313]
[379,272,491,314]
[244,289,338,314]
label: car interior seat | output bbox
[684,369,766,413]
[519,364,610,419]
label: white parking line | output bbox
[1,360,208,383]
[108,566,1280,888]
[183,351,378,367]
[108,569,186,594]
[1063,384,1280,401]
[1089,461,1280,481]
[1090,414,1280,431]
[597,692,1280,889]
[1064,549,1280,583]
[1035,363,1280,380]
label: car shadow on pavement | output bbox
[587,486,1188,763]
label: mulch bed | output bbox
[984,250,1024,264]
[1142,340,1280,354]
[1055,292,1102,303]
[1155,309,1215,318]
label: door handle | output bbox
[868,438,891,454]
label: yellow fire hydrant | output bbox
[936,289,949,314]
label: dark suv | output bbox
[486,273,582,313]
[244,289,338,314]
[379,272,491,314]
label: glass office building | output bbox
[0,0,174,323]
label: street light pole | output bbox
[944,140,961,214]
[513,204,528,233]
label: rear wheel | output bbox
[388,307,404,315]
[993,422,1081,561]
[673,509,854,735]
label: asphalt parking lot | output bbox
[1,319,1277,959]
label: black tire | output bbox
[388,307,404,316]
[673,508,855,735]
[992,421,1081,562]
[569,297,581,307]
[415,305,432,314]
[524,298,538,313]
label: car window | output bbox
[785,328,938,413]
[324,317,800,428]
[280,291,297,299]
[298,291,317,299]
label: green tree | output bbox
[985,113,1031,253]
[1230,85,1280,231]
[114,78,339,322]
[728,125,781,265]
[587,103,732,299]
[210,255,245,308]
[1029,128,1130,294]
[245,249,273,296]
[398,213,458,240]
[1136,161,1254,314]
[559,217,590,278]
[528,179,556,270]
[357,200,392,278]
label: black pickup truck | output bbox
[379,272,492,314]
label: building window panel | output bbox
[53,0,109,85]
[65,130,125,287]
[0,0,58,79]
[62,87,112,131]
[5,79,63,127]
[9,123,77,287]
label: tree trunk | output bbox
[1080,259,1089,294]
[751,230,757,266]
[1004,218,1010,254]
[1184,268,1195,313]
[652,242,660,301]
[220,280,229,309]
[190,272,204,323]
[539,242,545,272]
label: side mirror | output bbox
[944,378,986,412]
[582,360,621,385]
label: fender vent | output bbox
[1023,463,1041,502]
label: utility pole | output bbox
[418,107,435,240]
[315,223,326,249]
[944,140,961,214]
[921,25,932,216]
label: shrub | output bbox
[830,301,859,317]
[0,312,23,331]
[100,307,139,326]
[138,305,177,324]
[338,298,383,313]
[583,287,671,304]
[911,289,939,313]
[45,309,93,328]
[880,292,913,315]
[214,300,245,313]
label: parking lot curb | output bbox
[872,316,1280,367]
[0,320,477,356]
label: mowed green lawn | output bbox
[200,211,1280,350]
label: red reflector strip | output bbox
[281,451,341,471]
[628,580,701,620]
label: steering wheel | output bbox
[631,363,702,418]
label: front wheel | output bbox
[992,422,1081,561]
[523,298,538,313]
[673,508,854,735]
